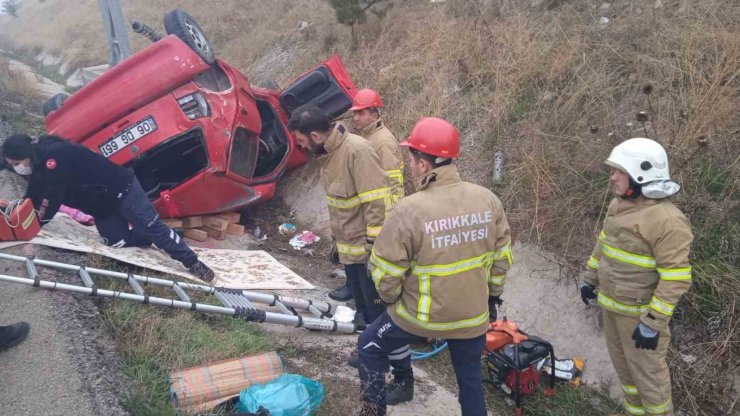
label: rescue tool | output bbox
[0,253,356,334]
[483,319,583,416]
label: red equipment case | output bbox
[0,199,41,241]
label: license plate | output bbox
[99,117,158,157]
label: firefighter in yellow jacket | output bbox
[351,89,405,200]
[329,88,405,303]
[358,117,512,416]
[581,138,693,416]
[287,105,404,363]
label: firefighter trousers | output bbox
[345,263,385,324]
[602,310,673,416]
[358,311,486,416]
[346,263,410,382]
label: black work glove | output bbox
[631,323,659,350]
[328,241,340,265]
[364,237,375,253]
[580,282,597,305]
[488,295,503,322]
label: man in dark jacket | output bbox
[1,134,214,281]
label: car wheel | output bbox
[42,93,70,117]
[163,8,216,65]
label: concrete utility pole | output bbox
[97,0,132,66]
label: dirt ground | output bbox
[181,193,620,414]
[274,168,621,397]
[181,198,470,415]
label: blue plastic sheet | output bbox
[237,374,324,415]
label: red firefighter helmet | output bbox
[350,89,384,111]
[401,117,460,159]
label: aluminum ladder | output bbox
[0,253,356,334]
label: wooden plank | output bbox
[161,218,183,228]
[201,226,228,241]
[181,216,203,228]
[183,228,208,242]
[215,212,241,224]
[226,223,245,236]
[203,216,229,231]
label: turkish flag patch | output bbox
[46,159,57,170]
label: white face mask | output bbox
[13,164,32,176]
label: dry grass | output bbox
[0,58,41,108]
[1,0,738,413]
[0,57,44,133]
[99,281,272,416]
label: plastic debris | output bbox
[679,353,697,364]
[289,231,320,250]
[333,306,356,323]
[252,226,267,241]
[278,223,297,236]
[330,268,347,279]
[493,149,505,183]
[599,16,610,24]
[59,205,95,225]
[238,374,324,415]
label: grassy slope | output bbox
[1,0,738,414]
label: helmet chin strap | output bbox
[623,178,643,199]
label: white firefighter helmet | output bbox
[606,138,680,199]
[605,138,670,184]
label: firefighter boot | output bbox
[0,321,30,351]
[188,260,215,282]
[329,282,353,301]
[385,378,414,405]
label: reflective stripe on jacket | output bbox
[584,197,693,332]
[369,165,512,339]
[359,118,405,201]
[319,123,393,264]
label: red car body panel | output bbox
[44,35,356,218]
[46,36,210,143]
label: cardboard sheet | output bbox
[0,214,314,290]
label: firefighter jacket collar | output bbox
[358,117,385,138]
[414,164,461,192]
[613,195,659,214]
[322,123,349,154]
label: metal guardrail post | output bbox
[97,0,133,66]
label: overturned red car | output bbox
[43,9,356,218]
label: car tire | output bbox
[42,93,70,117]
[163,8,216,65]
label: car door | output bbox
[279,55,358,119]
